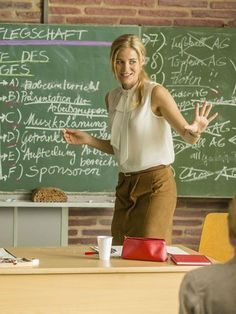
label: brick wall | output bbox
[0,0,235,250]
[69,198,230,251]
[0,0,236,26]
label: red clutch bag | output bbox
[121,236,168,262]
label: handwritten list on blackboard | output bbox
[142,27,236,197]
[0,24,138,193]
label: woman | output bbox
[63,34,218,245]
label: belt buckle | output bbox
[123,172,131,177]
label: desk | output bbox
[0,245,204,314]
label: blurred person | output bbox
[179,194,236,314]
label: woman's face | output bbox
[115,47,143,90]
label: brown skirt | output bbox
[111,165,177,245]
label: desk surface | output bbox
[0,245,201,275]
[0,245,210,314]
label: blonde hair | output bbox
[228,195,236,245]
[110,34,149,108]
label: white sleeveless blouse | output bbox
[107,81,175,173]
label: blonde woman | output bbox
[63,34,218,245]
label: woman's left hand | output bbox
[184,102,218,135]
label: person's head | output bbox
[110,34,149,106]
[228,194,236,248]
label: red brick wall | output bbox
[69,198,230,251]
[0,0,235,250]
[0,0,236,26]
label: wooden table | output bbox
[0,245,206,314]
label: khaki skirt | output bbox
[111,165,177,245]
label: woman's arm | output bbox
[151,85,218,144]
[63,129,114,155]
[63,92,114,155]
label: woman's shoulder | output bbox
[143,80,167,100]
[149,81,169,98]
[144,80,165,92]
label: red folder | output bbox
[170,254,212,265]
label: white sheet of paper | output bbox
[91,245,189,257]
[0,248,16,259]
[167,246,189,255]
[111,246,123,257]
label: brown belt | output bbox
[120,165,169,177]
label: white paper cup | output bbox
[97,236,113,260]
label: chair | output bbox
[198,213,234,263]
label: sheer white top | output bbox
[107,80,175,173]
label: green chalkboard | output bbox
[0,23,139,193]
[0,24,235,197]
[142,26,236,197]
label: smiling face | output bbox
[114,47,143,90]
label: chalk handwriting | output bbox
[179,167,214,182]
[0,27,235,196]
[0,27,88,41]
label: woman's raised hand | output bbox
[185,102,218,135]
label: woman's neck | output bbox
[121,81,139,91]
